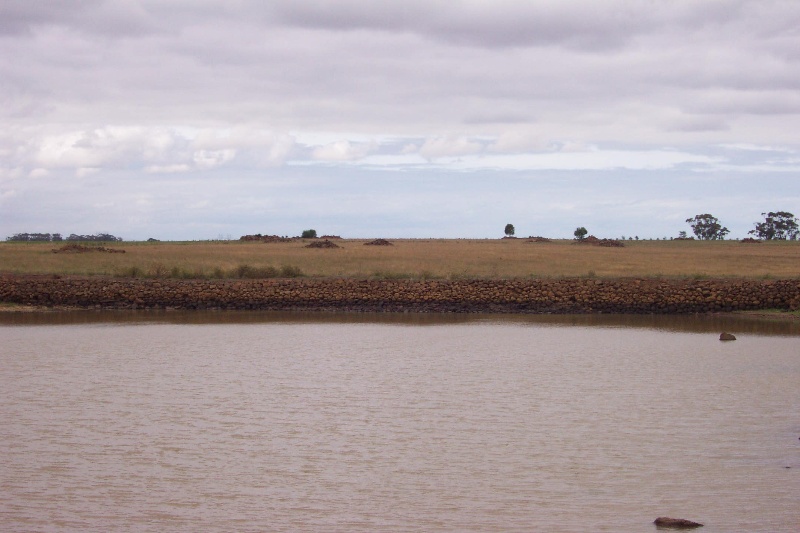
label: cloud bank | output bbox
[1,1,798,239]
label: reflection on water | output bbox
[2,308,800,335]
[1,312,798,532]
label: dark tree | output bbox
[685,214,729,240]
[749,211,799,240]
[504,223,515,237]
[301,229,317,239]
[6,233,55,242]
[66,233,122,242]
[573,227,588,240]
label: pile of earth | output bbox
[305,239,340,249]
[52,243,126,254]
[740,238,761,243]
[526,236,552,243]
[364,239,393,246]
[573,236,624,247]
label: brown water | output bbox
[2,312,798,532]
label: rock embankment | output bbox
[2,275,799,313]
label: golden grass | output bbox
[1,238,799,279]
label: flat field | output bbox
[1,239,799,280]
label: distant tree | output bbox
[6,233,56,242]
[573,227,588,240]
[678,231,687,239]
[301,229,317,239]
[749,211,799,240]
[504,223,515,237]
[66,233,122,242]
[685,214,729,240]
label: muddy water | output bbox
[1,312,798,532]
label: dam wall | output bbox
[2,275,799,314]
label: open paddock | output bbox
[1,238,799,280]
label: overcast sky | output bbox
[2,0,799,240]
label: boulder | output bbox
[719,332,737,341]
[654,516,704,529]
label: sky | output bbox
[1,0,799,241]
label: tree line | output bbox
[6,233,123,242]
[504,211,799,241]
[685,211,798,240]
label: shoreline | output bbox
[2,304,798,322]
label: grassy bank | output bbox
[1,238,799,280]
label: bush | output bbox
[301,229,317,239]
[280,265,303,278]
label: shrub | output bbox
[280,265,303,278]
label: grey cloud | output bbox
[0,0,160,37]
[2,1,800,240]
[265,0,739,51]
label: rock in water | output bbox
[654,516,704,529]
[719,332,736,341]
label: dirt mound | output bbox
[305,239,340,249]
[364,239,393,246]
[740,238,761,243]
[52,243,126,254]
[573,236,624,247]
[526,236,552,243]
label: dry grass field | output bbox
[1,238,799,280]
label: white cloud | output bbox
[312,140,375,161]
[28,168,49,178]
[145,164,192,174]
[419,136,484,159]
[75,167,100,178]
[32,127,179,169]
[436,148,726,172]
[718,143,796,153]
[192,149,236,170]
[487,132,558,154]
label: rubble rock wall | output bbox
[2,275,799,314]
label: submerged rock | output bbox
[654,516,704,529]
[719,332,737,341]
